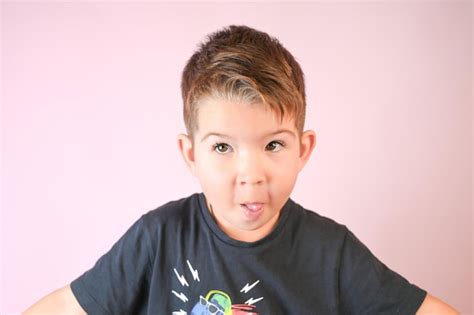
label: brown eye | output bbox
[213,143,231,154]
[266,141,285,152]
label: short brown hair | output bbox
[181,25,306,143]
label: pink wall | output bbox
[2,2,472,314]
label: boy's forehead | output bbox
[196,98,297,141]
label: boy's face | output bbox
[177,98,316,242]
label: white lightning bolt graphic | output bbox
[172,310,187,315]
[186,260,200,282]
[240,280,260,293]
[173,268,189,287]
[171,290,189,303]
[245,297,264,305]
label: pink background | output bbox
[2,2,472,314]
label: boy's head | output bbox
[177,25,316,242]
[180,25,306,145]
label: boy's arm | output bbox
[22,284,86,315]
[416,293,459,315]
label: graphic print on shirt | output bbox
[171,259,262,315]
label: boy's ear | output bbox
[177,133,197,176]
[298,130,317,172]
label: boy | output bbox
[24,25,458,314]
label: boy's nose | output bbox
[236,155,266,185]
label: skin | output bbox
[177,98,317,243]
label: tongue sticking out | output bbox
[243,203,263,211]
[241,203,264,220]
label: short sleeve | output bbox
[70,214,153,315]
[338,226,427,315]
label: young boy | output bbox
[24,25,458,315]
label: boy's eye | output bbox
[266,140,285,152]
[212,141,285,154]
[213,143,231,154]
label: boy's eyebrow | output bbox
[200,129,296,143]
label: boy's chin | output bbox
[221,217,265,232]
[236,215,279,233]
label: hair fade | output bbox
[180,25,307,143]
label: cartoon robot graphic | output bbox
[191,290,231,315]
[190,290,258,315]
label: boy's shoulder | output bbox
[290,199,349,241]
[140,192,200,225]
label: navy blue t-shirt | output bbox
[70,192,427,314]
